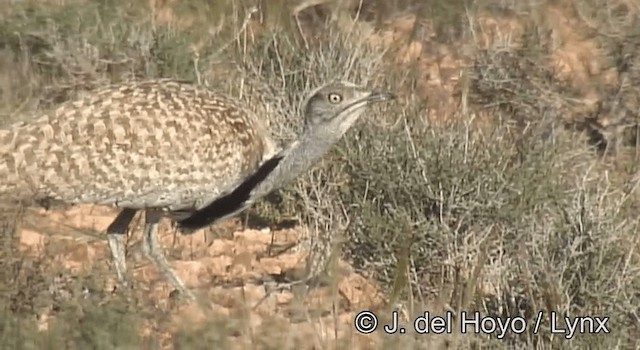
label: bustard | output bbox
[0,79,395,300]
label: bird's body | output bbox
[0,78,394,302]
[0,79,278,213]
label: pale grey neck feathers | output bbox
[176,81,394,230]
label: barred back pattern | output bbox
[0,79,278,212]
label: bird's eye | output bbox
[327,93,342,104]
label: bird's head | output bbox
[302,81,395,136]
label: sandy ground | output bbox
[18,204,389,347]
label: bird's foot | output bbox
[168,287,196,303]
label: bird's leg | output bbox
[106,208,137,287]
[141,209,196,301]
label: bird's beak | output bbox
[366,89,396,102]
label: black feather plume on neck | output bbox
[176,155,284,232]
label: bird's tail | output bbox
[0,129,30,201]
[0,129,27,245]
[0,129,13,187]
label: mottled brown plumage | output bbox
[0,79,277,211]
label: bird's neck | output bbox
[176,126,347,232]
[250,127,339,200]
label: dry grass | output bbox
[0,0,639,348]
